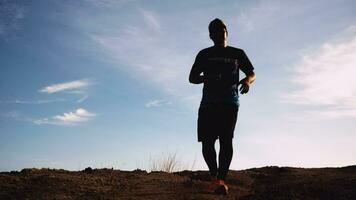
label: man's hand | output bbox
[238,77,250,94]
[238,72,256,95]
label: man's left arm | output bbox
[239,50,256,94]
[239,71,256,94]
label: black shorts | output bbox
[197,104,238,142]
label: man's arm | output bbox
[239,71,256,94]
[189,70,204,84]
[238,50,256,94]
[189,53,204,84]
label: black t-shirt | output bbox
[190,46,254,107]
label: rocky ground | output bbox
[0,165,355,200]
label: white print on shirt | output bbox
[207,57,239,77]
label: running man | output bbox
[189,18,256,195]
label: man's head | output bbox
[209,18,228,47]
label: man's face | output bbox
[210,28,227,45]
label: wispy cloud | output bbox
[77,95,89,103]
[145,99,172,108]
[0,98,66,104]
[233,0,311,33]
[91,8,199,109]
[283,26,356,119]
[34,108,96,125]
[39,79,91,94]
[140,9,161,33]
[235,1,281,32]
[0,110,36,123]
[0,0,26,39]
[84,0,131,8]
[0,110,21,119]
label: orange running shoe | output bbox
[214,179,228,195]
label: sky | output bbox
[1,0,356,172]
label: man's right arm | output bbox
[189,52,204,84]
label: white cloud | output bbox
[39,79,91,94]
[34,108,96,125]
[145,99,172,108]
[53,108,95,122]
[283,26,356,119]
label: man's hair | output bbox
[209,18,228,36]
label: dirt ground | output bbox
[0,165,355,200]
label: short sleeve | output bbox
[192,51,204,72]
[239,50,254,75]
[189,51,205,83]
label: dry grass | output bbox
[148,151,180,173]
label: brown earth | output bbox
[0,165,355,200]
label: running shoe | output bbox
[214,179,228,195]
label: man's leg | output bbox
[202,138,218,177]
[217,137,233,180]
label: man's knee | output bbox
[202,138,216,150]
[219,137,233,151]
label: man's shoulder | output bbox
[197,46,245,56]
[198,46,214,55]
[226,46,244,53]
[199,46,243,51]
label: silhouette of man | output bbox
[189,18,256,195]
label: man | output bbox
[189,18,256,195]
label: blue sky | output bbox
[1,0,356,172]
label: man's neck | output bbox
[214,42,227,48]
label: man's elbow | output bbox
[248,71,256,79]
[189,76,193,83]
[248,71,256,83]
[189,75,198,84]
[189,77,198,84]
[189,73,204,84]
